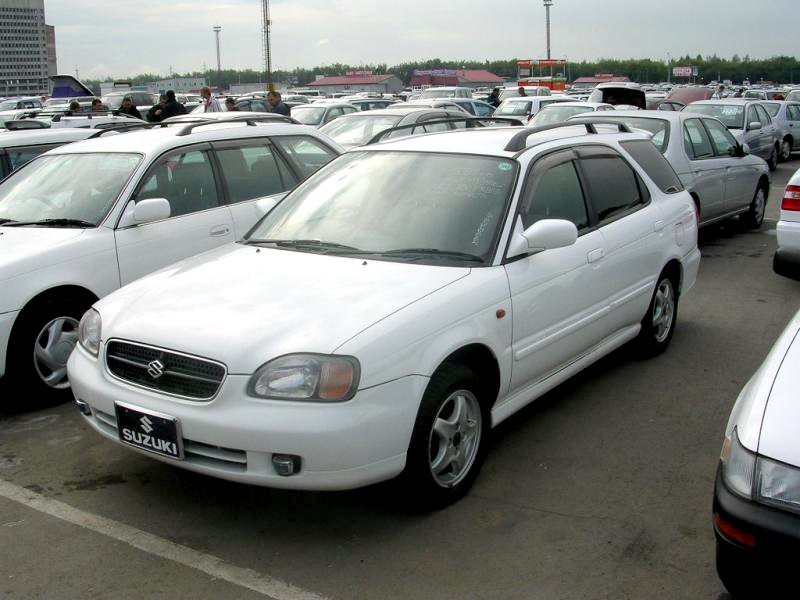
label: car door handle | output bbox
[654,220,665,232]
[587,248,604,264]
[209,225,230,237]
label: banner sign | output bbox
[413,69,458,76]
[672,66,693,77]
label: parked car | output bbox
[758,101,800,161]
[347,98,399,111]
[0,128,105,178]
[441,98,497,117]
[69,122,700,507]
[319,107,474,149]
[588,83,647,109]
[290,103,359,128]
[685,99,780,170]
[0,114,343,402]
[774,168,800,279]
[494,96,574,123]
[0,97,45,126]
[402,100,471,113]
[714,306,800,598]
[570,111,771,228]
[499,86,551,101]
[742,89,789,101]
[529,102,614,127]
[417,86,473,100]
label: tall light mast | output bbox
[213,26,222,90]
[543,0,553,60]
[261,0,273,91]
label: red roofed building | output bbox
[409,69,505,89]
[307,73,403,94]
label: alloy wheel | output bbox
[428,389,482,488]
[33,316,79,388]
[652,280,675,344]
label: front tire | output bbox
[780,138,793,162]
[5,299,88,406]
[399,364,488,510]
[636,273,677,356]
[740,186,766,229]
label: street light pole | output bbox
[213,26,222,92]
[543,0,553,61]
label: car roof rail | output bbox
[503,121,633,152]
[365,116,525,145]
[88,122,154,138]
[51,111,141,122]
[4,119,50,130]
[167,113,298,137]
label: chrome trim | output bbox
[104,338,227,401]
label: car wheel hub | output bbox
[754,190,765,223]
[428,389,481,488]
[652,281,674,343]
[33,316,79,389]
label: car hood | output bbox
[758,325,800,466]
[0,226,87,281]
[97,244,470,374]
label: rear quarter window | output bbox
[619,140,684,194]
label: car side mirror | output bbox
[507,217,578,259]
[747,121,762,131]
[118,198,171,228]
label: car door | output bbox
[788,104,800,149]
[575,145,664,334]
[683,118,727,219]
[504,149,609,397]
[744,105,766,158]
[114,144,235,286]
[755,104,778,155]
[702,118,754,213]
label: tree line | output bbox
[85,55,800,90]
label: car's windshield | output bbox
[245,151,517,265]
[531,106,594,127]
[762,102,781,117]
[0,152,141,226]
[420,89,456,99]
[496,101,532,116]
[291,106,326,125]
[101,94,126,109]
[0,100,20,111]
[319,114,403,146]
[687,104,745,129]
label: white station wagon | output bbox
[69,122,701,507]
[0,114,342,402]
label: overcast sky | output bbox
[45,0,797,80]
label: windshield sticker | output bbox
[498,163,512,171]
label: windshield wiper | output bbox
[3,218,96,228]
[244,239,369,253]
[380,248,485,263]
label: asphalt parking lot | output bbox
[1,160,799,600]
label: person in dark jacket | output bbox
[487,87,501,108]
[119,96,142,119]
[267,91,290,116]
[162,90,183,119]
[147,95,167,122]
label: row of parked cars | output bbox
[1,86,798,597]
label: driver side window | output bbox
[520,155,589,231]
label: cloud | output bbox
[315,39,330,48]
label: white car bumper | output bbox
[0,310,19,379]
[681,247,702,296]
[68,344,428,490]
[775,219,800,278]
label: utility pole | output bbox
[213,26,222,92]
[667,53,671,84]
[261,0,274,91]
[543,0,553,60]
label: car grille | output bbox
[105,340,226,400]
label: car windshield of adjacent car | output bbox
[761,102,781,118]
[688,104,745,129]
[531,106,594,127]
[0,152,141,227]
[419,89,456,99]
[245,151,518,266]
[319,114,404,146]
[496,100,532,116]
[291,106,326,125]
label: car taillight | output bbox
[527,114,534,122]
[783,185,800,211]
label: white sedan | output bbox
[774,166,800,279]
[69,123,700,507]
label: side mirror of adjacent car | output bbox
[507,217,578,259]
[747,121,762,131]
[120,197,171,227]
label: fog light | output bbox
[75,399,92,416]
[272,454,301,476]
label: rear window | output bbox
[619,140,684,194]
[496,100,532,116]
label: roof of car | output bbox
[0,127,97,146]
[325,106,433,118]
[574,109,678,121]
[541,101,611,108]
[690,99,761,106]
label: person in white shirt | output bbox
[711,85,726,100]
[200,86,222,112]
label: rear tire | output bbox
[780,138,793,162]
[635,272,677,357]
[398,363,489,510]
[767,144,778,171]
[4,299,89,407]
[740,186,766,229]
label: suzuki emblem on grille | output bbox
[139,416,154,434]
[147,359,165,380]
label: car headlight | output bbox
[720,427,756,498]
[756,456,800,514]
[77,308,102,357]
[248,354,360,402]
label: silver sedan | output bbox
[569,110,771,228]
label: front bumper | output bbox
[0,310,19,379]
[68,344,428,490]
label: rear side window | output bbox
[788,105,800,121]
[683,119,714,159]
[577,150,645,223]
[755,104,772,125]
[216,143,297,203]
[272,136,338,180]
[619,140,683,194]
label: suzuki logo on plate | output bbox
[139,416,154,434]
[147,359,165,380]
